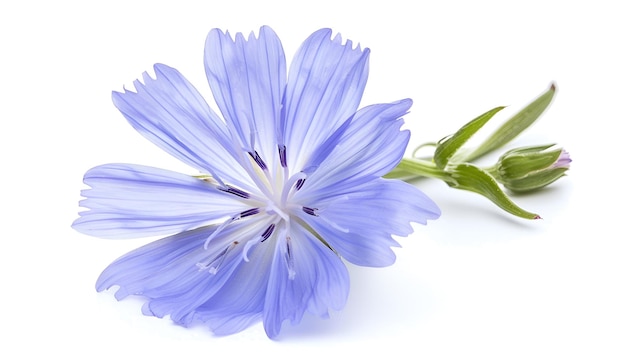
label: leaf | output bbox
[445,163,540,219]
[434,106,505,169]
[465,83,557,161]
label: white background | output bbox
[2,1,624,356]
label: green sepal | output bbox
[497,144,561,179]
[466,83,556,161]
[493,144,569,192]
[445,163,540,219]
[503,168,568,193]
[434,106,505,169]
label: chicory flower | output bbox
[73,26,440,338]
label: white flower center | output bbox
[198,145,316,279]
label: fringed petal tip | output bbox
[312,27,369,53]
[72,163,251,239]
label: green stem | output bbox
[388,158,540,220]
[386,158,450,181]
[482,164,499,178]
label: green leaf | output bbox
[466,83,557,162]
[434,106,505,169]
[445,163,540,220]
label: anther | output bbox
[240,208,260,218]
[302,206,318,216]
[203,209,258,250]
[285,236,296,280]
[295,178,306,190]
[261,224,276,242]
[219,185,250,199]
[248,150,268,170]
[278,145,287,168]
[281,171,307,207]
[242,224,277,262]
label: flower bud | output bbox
[493,144,571,192]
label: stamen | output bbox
[242,223,276,262]
[266,202,290,222]
[240,208,260,218]
[261,223,276,242]
[248,150,268,170]
[285,236,296,280]
[295,178,306,191]
[197,241,239,274]
[278,145,287,168]
[195,170,227,188]
[203,208,259,249]
[281,171,307,206]
[219,185,250,199]
[302,206,318,216]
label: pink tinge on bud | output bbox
[554,150,572,168]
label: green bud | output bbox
[493,144,571,192]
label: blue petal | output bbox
[192,233,276,335]
[97,218,272,332]
[282,28,369,171]
[73,163,251,239]
[295,99,413,199]
[263,223,349,338]
[204,26,286,171]
[297,179,441,267]
[112,64,254,190]
[96,226,214,299]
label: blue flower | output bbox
[72,26,440,338]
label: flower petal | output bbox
[298,178,440,267]
[204,26,286,171]
[263,223,349,338]
[296,99,412,198]
[97,218,272,332]
[282,28,369,171]
[72,163,251,239]
[96,226,214,300]
[142,220,269,326]
[112,64,254,190]
[192,232,276,335]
